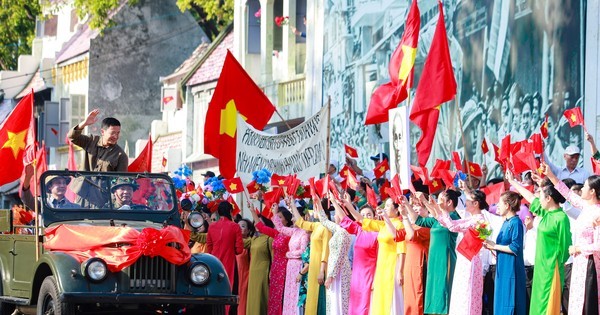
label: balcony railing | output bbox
[277,76,305,107]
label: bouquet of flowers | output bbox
[474,220,492,240]
[171,164,193,191]
[275,16,289,27]
[457,220,493,261]
[252,168,272,193]
[204,176,226,200]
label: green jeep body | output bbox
[0,171,237,314]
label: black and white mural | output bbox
[323,0,586,180]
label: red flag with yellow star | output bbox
[409,2,457,167]
[563,107,584,127]
[223,177,244,194]
[227,195,241,217]
[246,180,261,194]
[365,0,420,125]
[344,144,359,158]
[373,159,390,179]
[204,51,276,178]
[271,174,287,187]
[0,91,34,186]
[540,115,549,138]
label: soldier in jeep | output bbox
[20,163,78,211]
[109,178,151,210]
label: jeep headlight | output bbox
[83,258,108,282]
[189,263,210,286]
[188,212,204,229]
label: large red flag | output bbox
[409,2,457,166]
[0,91,34,186]
[563,107,584,127]
[365,83,406,125]
[389,0,420,88]
[365,0,420,125]
[204,51,276,178]
[128,134,153,172]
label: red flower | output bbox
[275,16,289,27]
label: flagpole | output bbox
[273,108,293,130]
[33,157,39,262]
[456,99,474,188]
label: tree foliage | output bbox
[0,0,233,70]
[176,0,233,39]
[0,0,40,70]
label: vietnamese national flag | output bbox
[481,182,506,207]
[410,165,430,185]
[223,177,244,194]
[467,162,483,177]
[263,187,284,215]
[428,178,444,194]
[409,2,457,167]
[0,91,34,186]
[373,159,390,179]
[128,134,153,172]
[500,135,511,161]
[271,173,287,187]
[365,0,420,125]
[391,174,403,198]
[389,0,420,89]
[366,184,378,209]
[379,180,391,201]
[563,107,584,127]
[339,164,356,179]
[344,144,359,158]
[246,180,261,194]
[227,195,241,217]
[493,143,502,165]
[540,115,549,138]
[530,133,544,155]
[346,171,359,190]
[365,83,407,125]
[452,151,462,172]
[481,138,489,154]
[204,51,276,178]
[431,159,451,178]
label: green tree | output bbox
[0,0,233,70]
[176,0,233,39]
[0,0,40,70]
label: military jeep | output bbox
[0,170,236,314]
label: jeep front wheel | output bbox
[36,276,74,315]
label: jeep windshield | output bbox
[40,171,180,226]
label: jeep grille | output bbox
[127,256,176,293]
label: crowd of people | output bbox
[183,129,600,315]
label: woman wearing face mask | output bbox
[335,195,379,315]
[246,208,275,315]
[354,197,406,314]
[543,163,600,314]
[250,204,291,315]
[408,189,462,315]
[236,218,255,315]
[278,197,310,315]
[314,195,352,315]
[484,191,527,315]
[381,194,430,315]
[290,195,332,315]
